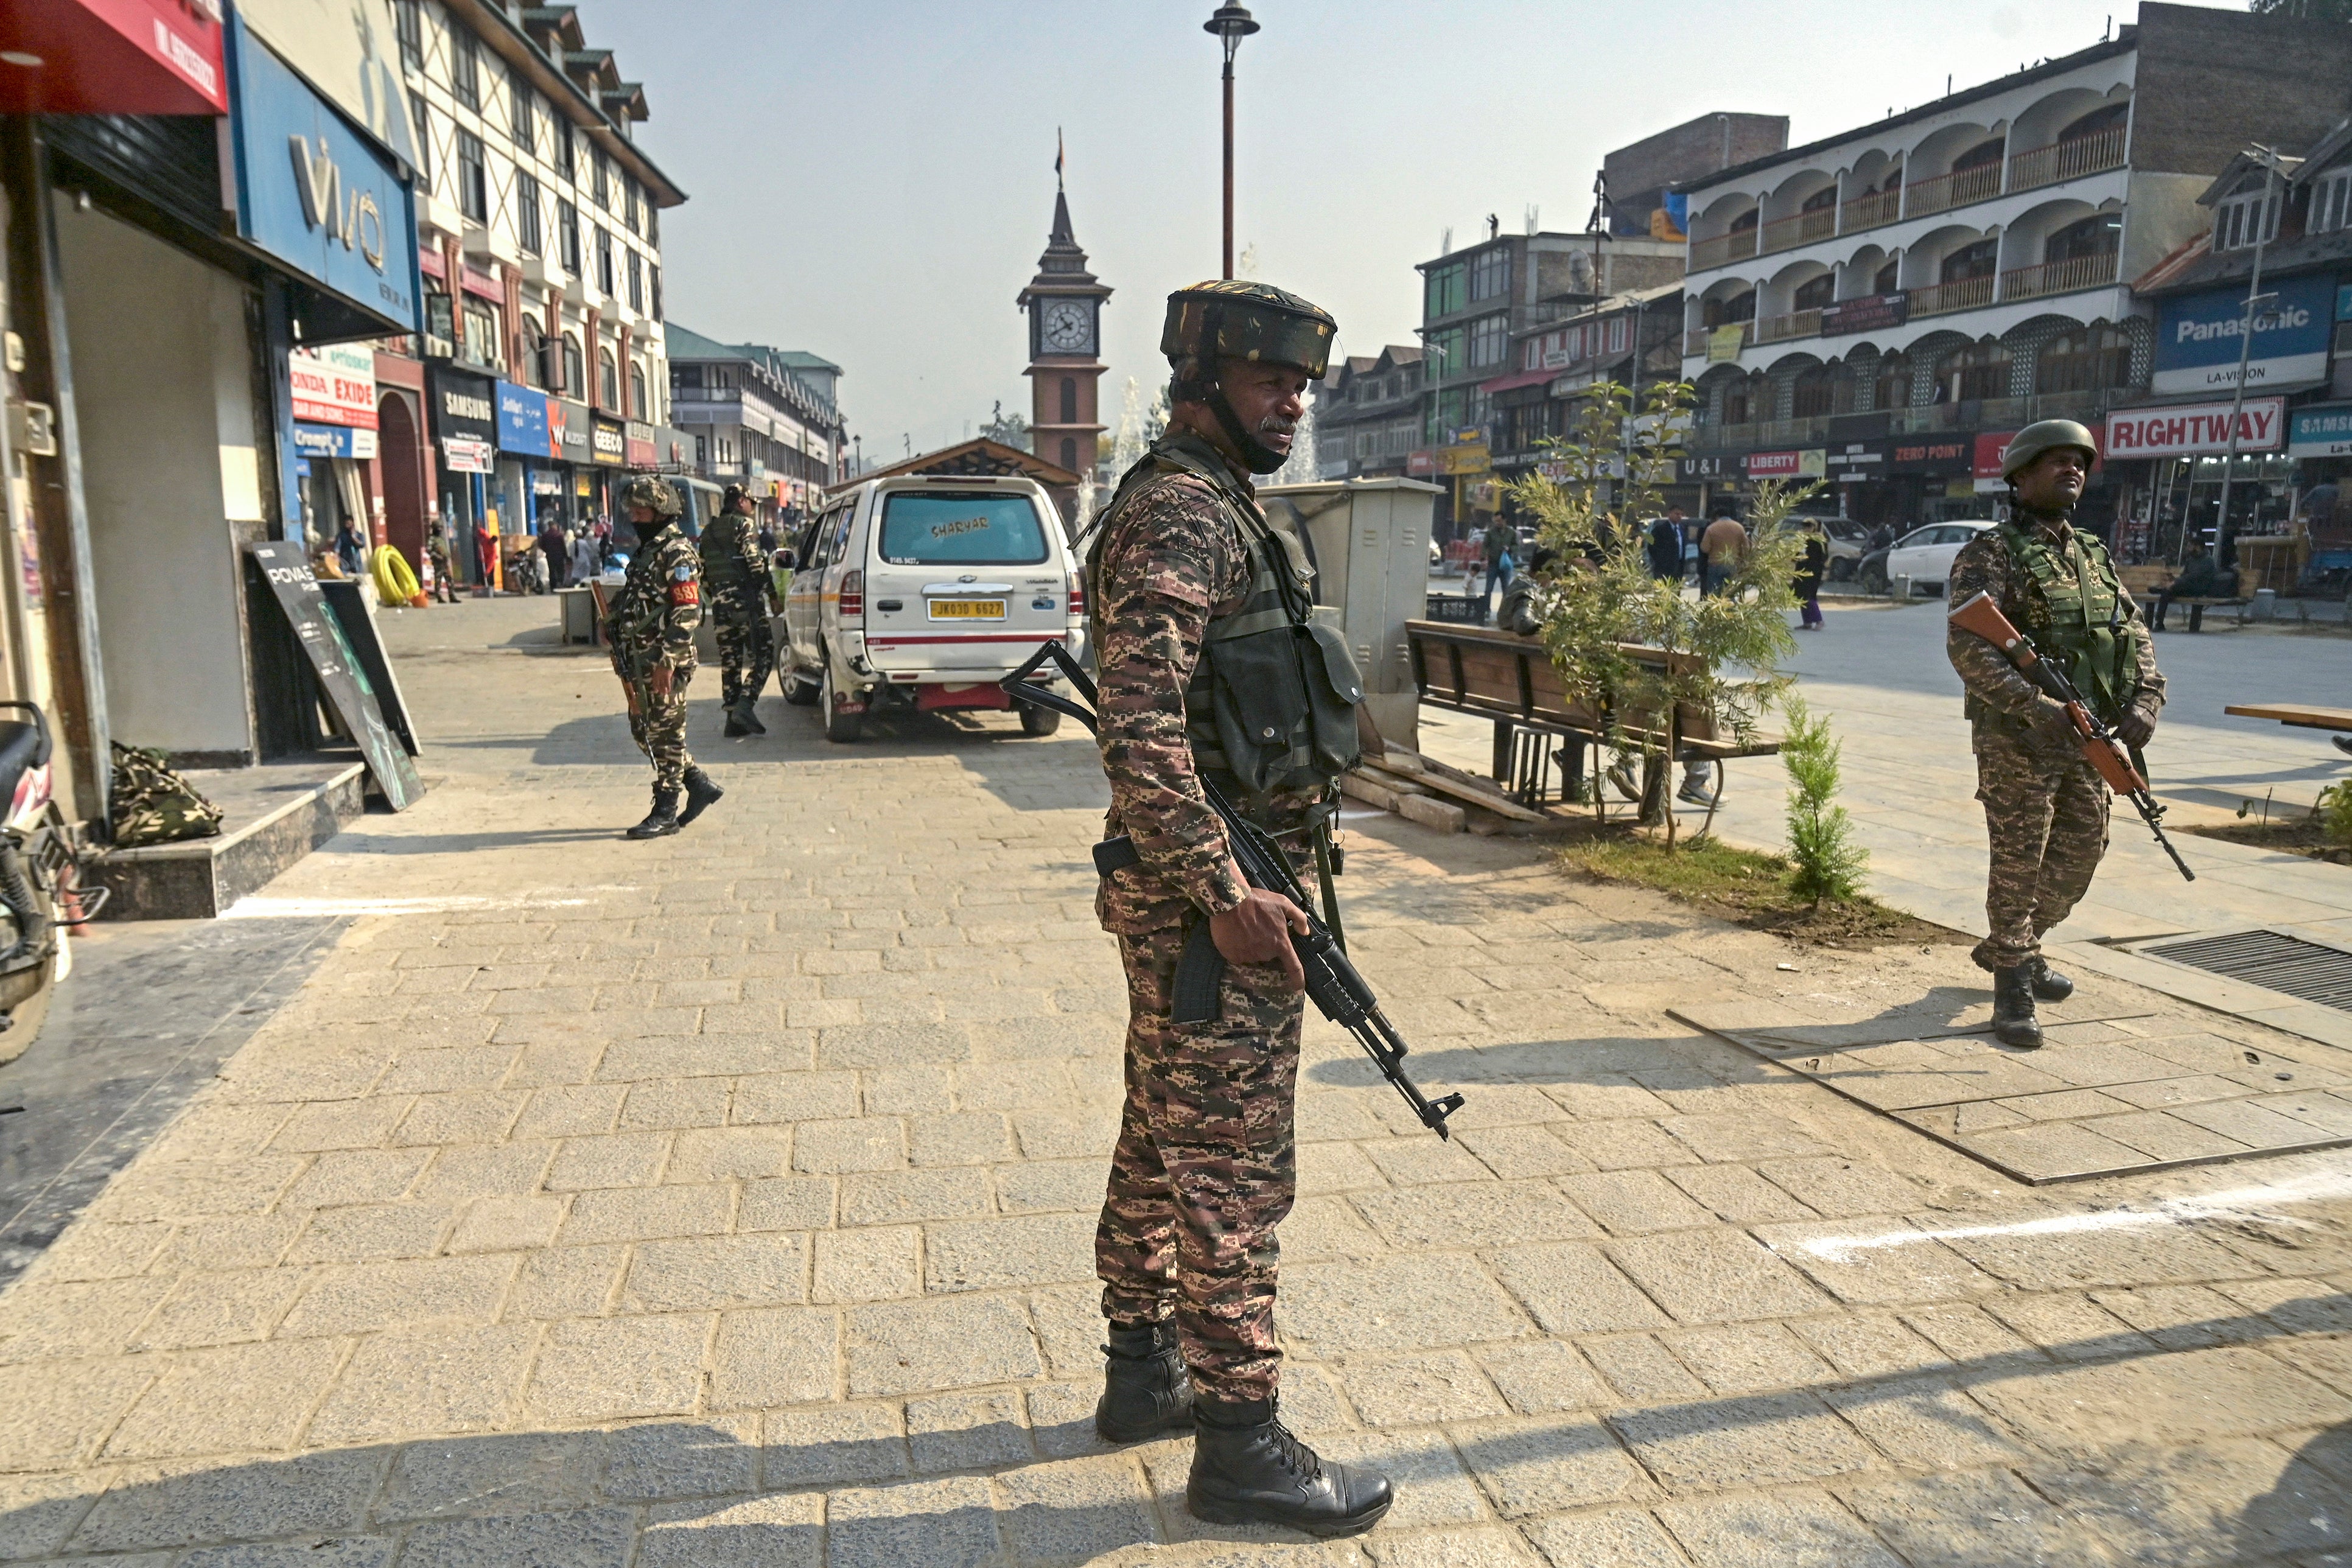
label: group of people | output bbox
[1478,506,1831,626]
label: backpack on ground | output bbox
[108,743,224,847]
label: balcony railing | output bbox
[1903,161,2004,220]
[1909,275,1995,317]
[1839,187,1902,234]
[1759,206,1837,256]
[2006,124,2127,194]
[1998,248,2121,303]
[1689,227,1760,271]
[1754,308,1823,345]
[1684,322,1752,357]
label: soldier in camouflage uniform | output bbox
[605,476,724,839]
[1947,421,2164,1047]
[701,483,775,737]
[1085,280,1391,1538]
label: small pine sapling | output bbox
[1782,696,1869,904]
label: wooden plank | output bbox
[2225,703,2352,732]
[1360,755,1545,822]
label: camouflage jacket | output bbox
[699,511,768,600]
[1947,516,2163,749]
[606,525,701,677]
[1090,432,1319,936]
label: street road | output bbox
[0,597,2344,1565]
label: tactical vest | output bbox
[1088,436,1364,802]
[1976,520,2137,728]
[699,517,754,592]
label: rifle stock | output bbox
[1004,640,1466,1137]
[1949,592,2194,882]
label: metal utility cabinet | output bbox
[1261,477,1443,754]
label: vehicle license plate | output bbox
[928,600,1006,620]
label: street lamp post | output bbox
[2209,142,2290,572]
[1204,4,1259,281]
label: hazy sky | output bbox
[589,0,2232,459]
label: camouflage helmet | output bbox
[621,474,681,519]
[1161,279,1337,379]
[2000,419,2099,481]
[721,482,750,512]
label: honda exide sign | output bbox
[2105,397,2285,459]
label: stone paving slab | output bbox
[1676,1003,2352,1184]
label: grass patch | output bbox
[1554,823,1965,950]
[2175,816,2352,866]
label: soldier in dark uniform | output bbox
[1084,280,1391,1537]
[605,475,724,839]
[1947,421,2165,1046]
[701,483,775,737]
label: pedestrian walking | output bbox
[472,519,497,596]
[1947,421,2165,1048]
[1083,278,1393,1538]
[1700,512,1746,597]
[700,483,776,736]
[334,517,366,580]
[603,475,724,839]
[1647,510,1684,581]
[427,520,458,603]
[1482,517,1515,605]
[570,527,600,586]
[540,516,569,590]
[1795,521,1828,629]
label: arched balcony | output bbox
[1684,277,1760,355]
[1756,259,1833,345]
[1840,243,1899,299]
[1997,198,2121,302]
[1905,124,2007,219]
[1689,192,1762,271]
[1842,150,1904,234]
[1757,170,1839,256]
[1902,224,1999,316]
[2007,90,2129,194]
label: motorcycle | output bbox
[0,702,103,1059]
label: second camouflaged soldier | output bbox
[701,483,775,737]
[1085,280,1391,1537]
[1946,421,2165,1046]
[606,476,724,839]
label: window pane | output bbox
[878,493,1049,565]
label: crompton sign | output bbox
[2151,275,2334,396]
[2106,396,2286,458]
[223,11,419,333]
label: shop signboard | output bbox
[2151,275,2334,396]
[1433,444,1491,475]
[246,541,422,810]
[2286,402,2352,460]
[1888,437,1972,475]
[625,419,657,466]
[591,416,627,467]
[0,0,229,115]
[1406,449,1436,477]
[223,12,420,334]
[494,380,549,456]
[1970,430,2025,493]
[1707,325,1746,363]
[292,422,377,460]
[550,397,592,464]
[441,436,494,474]
[1745,450,1825,478]
[2105,396,2286,458]
[1821,442,1888,483]
[1678,455,1732,481]
[287,342,377,427]
[1819,293,1909,338]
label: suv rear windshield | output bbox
[878,492,1049,565]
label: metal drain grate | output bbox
[2143,929,2352,1012]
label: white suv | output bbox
[772,474,1088,741]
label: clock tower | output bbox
[1017,183,1112,485]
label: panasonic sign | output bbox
[2150,275,2334,396]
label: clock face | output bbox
[1040,299,1094,355]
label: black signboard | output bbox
[1886,436,1972,475]
[429,367,497,442]
[1822,442,1889,483]
[1677,455,1735,480]
[1821,293,1910,338]
[247,542,424,810]
[319,579,420,757]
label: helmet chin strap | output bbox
[1207,377,1291,475]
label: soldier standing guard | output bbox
[1083,280,1392,1537]
[701,483,775,737]
[1947,421,2165,1048]
[606,475,725,839]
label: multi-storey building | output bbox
[385,0,687,577]
[667,326,849,530]
[1313,346,1427,481]
[1487,286,1685,496]
[1675,3,2352,536]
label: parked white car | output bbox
[771,473,1087,741]
[1874,521,1995,597]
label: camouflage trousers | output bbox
[624,665,696,794]
[711,593,773,708]
[1972,726,2110,971]
[1097,922,1303,1403]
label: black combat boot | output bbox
[676,768,724,828]
[1992,965,2043,1049]
[626,789,680,839]
[1094,1321,1192,1443]
[737,699,767,735]
[2029,956,2074,1003]
[723,699,750,738]
[1188,1395,1393,1538]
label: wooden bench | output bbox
[1404,620,1780,830]
[2224,703,2352,733]
[2157,595,2251,632]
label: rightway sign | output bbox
[2151,275,2334,396]
[2105,396,2286,458]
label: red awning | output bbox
[1478,366,1556,395]
[0,0,227,115]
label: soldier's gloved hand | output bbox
[1211,887,1310,992]
[2030,696,2080,752]
[2116,709,2156,750]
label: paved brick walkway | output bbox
[0,597,2346,1566]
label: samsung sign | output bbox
[2151,274,2334,396]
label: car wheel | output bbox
[1017,701,1061,737]
[1861,562,1888,595]
[1828,558,1854,582]
[780,652,819,706]
[820,660,862,743]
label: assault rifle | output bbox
[1950,591,2194,883]
[1003,641,1466,1139]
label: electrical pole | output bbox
[1205,5,1259,280]
[2210,144,2288,570]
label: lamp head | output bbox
[1205,3,1258,63]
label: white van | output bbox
[772,473,1087,741]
